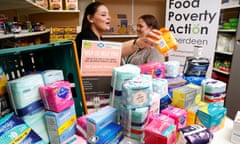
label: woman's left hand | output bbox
[135,29,162,49]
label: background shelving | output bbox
[212,3,240,84]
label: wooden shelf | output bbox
[0,0,80,14]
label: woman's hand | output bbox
[121,29,162,57]
[135,29,162,49]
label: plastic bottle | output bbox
[154,28,178,54]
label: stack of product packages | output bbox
[7,73,49,143]
[109,63,175,143]
[108,60,227,143]
[0,59,229,144]
[39,70,78,144]
[6,69,80,144]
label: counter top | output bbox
[102,34,137,38]
[212,117,234,144]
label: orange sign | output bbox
[81,40,122,76]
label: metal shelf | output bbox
[218,29,237,32]
[213,68,230,75]
[215,50,233,55]
[221,4,240,10]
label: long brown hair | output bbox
[138,14,160,29]
[81,2,105,32]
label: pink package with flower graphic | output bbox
[144,118,177,144]
[161,105,187,130]
[39,80,74,113]
[138,62,165,78]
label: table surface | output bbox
[212,117,234,144]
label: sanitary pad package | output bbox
[0,112,47,144]
[177,124,213,144]
[86,106,117,137]
[45,105,77,144]
[41,69,64,85]
[122,74,153,109]
[39,80,74,112]
[7,74,44,116]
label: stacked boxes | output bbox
[186,101,208,126]
[164,61,180,78]
[45,105,77,144]
[50,26,77,42]
[7,74,49,143]
[39,80,74,113]
[202,78,226,106]
[86,106,117,137]
[62,135,86,144]
[120,105,149,141]
[95,122,123,143]
[121,75,152,109]
[177,124,213,144]
[120,74,153,141]
[152,78,168,113]
[39,71,77,144]
[0,113,47,143]
[196,103,227,132]
[161,105,187,130]
[41,70,64,85]
[7,74,44,116]
[138,62,165,78]
[172,84,201,109]
[49,0,63,10]
[110,64,140,121]
[144,118,176,144]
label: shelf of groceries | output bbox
[0,29,50,40]
[221,3,240,9]
[0,0,80,13]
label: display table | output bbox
[120,117,234,144]
[212,117,234,144]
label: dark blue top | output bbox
[75,29,102,63]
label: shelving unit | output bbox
[0,29,50,48]
[0,0,81,26]
[212,3,240,84]
[0,29,50,40]
[1,0,80,14]
[0,0,82,45]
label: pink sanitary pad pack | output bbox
[39,80,74,112]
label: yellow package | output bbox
[49,0,62,10]
[65,0,78,10]
[154,28,178,54]
[35,0,48,9]
[0,67,7,96]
